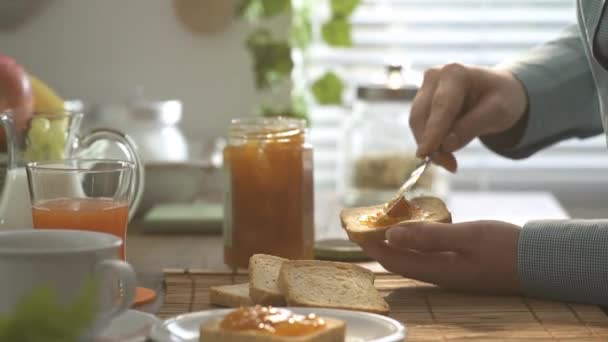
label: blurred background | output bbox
[2,0,604,220]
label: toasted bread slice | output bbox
[278,260,389,315]
[340,196,451,243]
[210,283,253,308]
[249,254,288,306]
[200,315,345,342]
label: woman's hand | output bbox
[359,220,522,294]
[411,64,528,171]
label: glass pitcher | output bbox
[0,109,144,229]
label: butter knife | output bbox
[384,155,432,214]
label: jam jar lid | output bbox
[128,99,183,125]
[356,64,418,102]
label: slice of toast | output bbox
[210,283,253,308]
[340,196,451,243]
[278,260,389,315]
[249,254,288,306]
[200,316,345,342]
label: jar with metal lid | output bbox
[91,88,189,164]
[223,117,314,269]
[124,99,189,163]
[337,65,449,207]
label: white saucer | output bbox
[96,309,160,342]
[149,307,407,342]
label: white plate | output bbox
[149,307,406,342]
[96,309,160,342]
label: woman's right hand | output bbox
[410,63,529,171]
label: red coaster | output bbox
[133,287,156,307]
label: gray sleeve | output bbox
[481,25,603,159]
[518,220,608,306]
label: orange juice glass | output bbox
[26,159,138,260]
[26,158,155,307]
[32,198,129,259]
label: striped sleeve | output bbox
[518,219,608,306]
[481,25,603,159]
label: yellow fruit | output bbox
[28,74,64,113]
[25,74,67,161]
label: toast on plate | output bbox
[200,306,346,342]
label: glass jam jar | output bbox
[223,117,314,268]
[337,64,450,207]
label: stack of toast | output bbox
[210,254,389,315]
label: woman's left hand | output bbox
[358,220,522,294]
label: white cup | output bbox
[0,229,136,338]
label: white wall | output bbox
[0,0,262,140]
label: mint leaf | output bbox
[331,0,361,17]
[311,72,344,105]
[322,18,352,47]
[237,0,290,20]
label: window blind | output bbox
[306,0,608,189]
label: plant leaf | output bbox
[311,72,344,105]
[259,95,310,125]
[63,278,99,337]
[237,0,290,21]
[246,30,293,89]
[291,94,309,121]
[260,105,308,123]
[331,0,361,17]
[290,6,313,49]
[245,28,272,49]
[0,279,98,341]
[321,18,352,47]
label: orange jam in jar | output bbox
[223,118,314,268]
[219,306,326,336]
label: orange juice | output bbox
[32,198,129,259]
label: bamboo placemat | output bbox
[159,269,608,341]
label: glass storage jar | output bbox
[223,117,314,268]
[338,65,450,207]
[124,99,189,163]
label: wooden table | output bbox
[127,191,571,314]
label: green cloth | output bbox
[141,202,223,233]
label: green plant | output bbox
[237,0,361,123]
[311,71,344,105]
[246,29,294,89]
[0,280,98,341]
